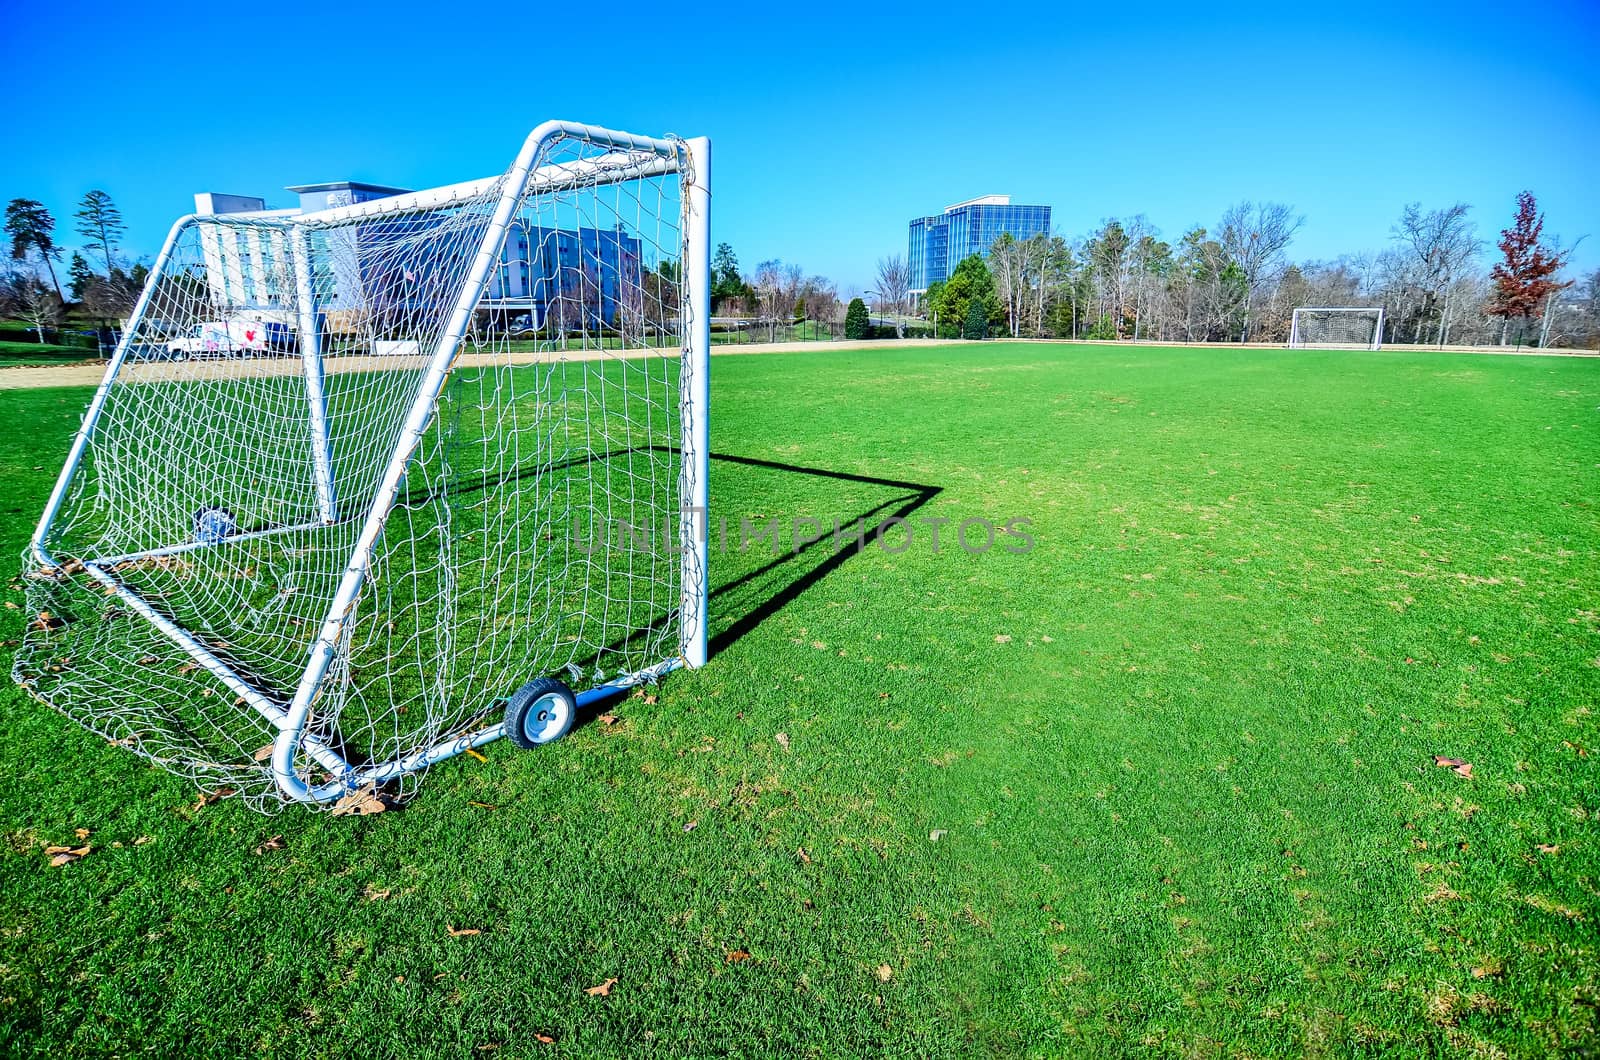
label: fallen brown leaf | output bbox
[192,787,236,812]
[447,925,482,937]
[535,1034,556,1045]
[683,820,697,833]
[1536,843,1559,855]
[775,732,790,752]
[331,785,390,817]
[252,743,275,762]
[73,827,91,840]
[45,844,91,867]
[598,713,621,727]
[585,977,618,997]
[796,847,811,864]
[253,835,285,855]
[726,949,752,963]
[1432,756,1473,778]
[363,885,392,901]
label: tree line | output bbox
[881,192,1591,348]
[4,191,146,341]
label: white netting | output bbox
[1288,308,1383,349]
[15,127,701,810]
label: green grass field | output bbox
[1,342,1596,1057]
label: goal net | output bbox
[1288,307,1385,350]
[15,121,711,809]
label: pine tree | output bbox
[75,190,126,274]
[1489,191,1570,346]
[963,296,988,340]
[5,198,64,299]
[844,297,870,340]
[68,252,94,300]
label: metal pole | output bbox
[292,227,337,523]
[680,136,712,670]
[272,121,599,801]
[29,215,195,570]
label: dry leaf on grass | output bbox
[726,949,752,963]
[331,785,390,817]
[682,820,697,833]
[796,847,811,864]
[363,885,392,901]
[192,787,236,812]
[775,732,790,752]
[469,801,497,810]
[1432,756,1474,778]
[252,743,274,763]
[1536,843,1559,855]
[585,977,618,997]
[45,844,91,867]
[875,964,893,982]
[73,827,90,839]
[253,835,286,855]
[464,748,488,763]
[535,1033,556,1044]
[598,713,621,727]
[447,925,482,937]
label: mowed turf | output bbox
[1,342,1596,1057]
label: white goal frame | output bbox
[1287,307,1385,350]
[19,120,711,806]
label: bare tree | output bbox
[16,273,64,341]
[1218,201,1304,341]
[875,255,909,314]
[752,259,806,339]
[1392,202,1480,345]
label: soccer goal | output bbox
[15,120,712,809]
[1287,307,1385,350]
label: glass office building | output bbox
[908,195,1051,295]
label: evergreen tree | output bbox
[963,295,988,339]
[4,199,64,299]
[68,252,94,300]
[844,297,870,340]
[74,190,126,274]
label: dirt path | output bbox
[1,337,1592,390]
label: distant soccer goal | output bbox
[15,120,711,810]
[1288,307,1385,350]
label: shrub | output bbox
[844,298,871,340]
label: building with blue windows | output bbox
[192,180,643,332]
[907,195,1051,295]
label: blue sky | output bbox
[3,0,1597,291]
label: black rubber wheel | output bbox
[504,677,577,749]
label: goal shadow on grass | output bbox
[406,445,940,692]
[702,452,942,659]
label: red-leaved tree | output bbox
[1488,191,1570,346]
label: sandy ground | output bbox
[1,337,1592,391]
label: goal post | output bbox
[1288,307,1385,350]
[16,120,712,809]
